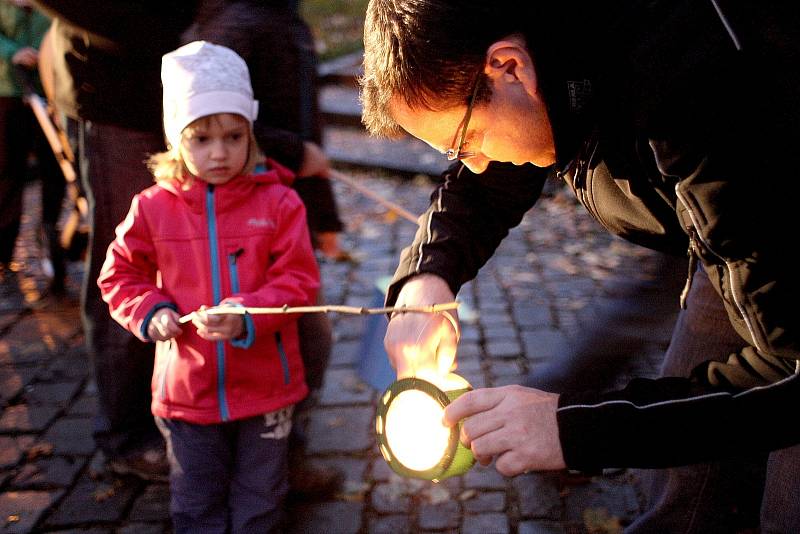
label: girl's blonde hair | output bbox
[148,113,263,185]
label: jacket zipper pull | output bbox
[229,248,244,264]
[679,232,699,309]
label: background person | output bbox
[32,0,200,480]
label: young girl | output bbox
[97,41,319,533]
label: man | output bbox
[361,0,800,531]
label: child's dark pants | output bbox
[156,409,292,534]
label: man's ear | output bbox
[485,38,538,96]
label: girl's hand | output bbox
[192,305,245,341]
[147,308,183,341]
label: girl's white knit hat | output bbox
[161,41,259,149]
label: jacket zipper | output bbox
[674,184,766,353]
[274,332,291,385]
[206,185,231,421]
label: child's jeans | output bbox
[156,407,293,534]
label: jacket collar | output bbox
[159,158,295,214]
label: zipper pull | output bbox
[679,233,699,309]
[228,248,244,265]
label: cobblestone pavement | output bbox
[0,169,670,533]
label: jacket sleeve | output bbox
[97,195,175,341]
[221,188,319,336]
[385,161,548,306]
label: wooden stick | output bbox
[178,301,460,324]
[328,168,420,224]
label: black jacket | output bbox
[386,0,800,470]
[34,1,198,132]
[185,0,343,234]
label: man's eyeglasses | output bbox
[445,80,481,161]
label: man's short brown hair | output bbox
[360,0,516,137]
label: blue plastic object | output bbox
[357,276,396,391]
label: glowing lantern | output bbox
[375,374,475,481]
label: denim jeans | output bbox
[79,120,163,457]
[627,269,800,533]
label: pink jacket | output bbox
[98,161,319,424]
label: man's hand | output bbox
[384,274,459,378]
[443,385,565,475]
[192,305,245,341]
[147,308,182,342]
[298,141,330,178]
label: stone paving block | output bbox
[128,483,170,522]
[304,406,374,454]
[0,404,61,432]
[521,329,568,363]
[286,501,362,534]
[370,456,393,482]
[462,491,506,514]
[371,482,411,514]
[464,464,508,491]
[319,368,374,406]
[484,340,522,359]
[482,325,518,341]
[333,315,366,342]
[488,360,524,378]
[315,456,369,485]
[462,513,510,534]
[368,514,414,534]
[518,521,567,534]
[459,327,481,343]
[328,339,361,367]
[563,477,640,523]
[41,349,90,381]
[40,416,94,456]
[11,456,86,489]
[0,436,35,469]
[66,394,97,417]
[0,489,63,533]
[44,476,141,526]
[418,499,460,530]
[117,523,166,534]
[455,357,482,373]
[514,473,562,520]
[0,341,51,367]
[0,366,38,403]
[512,304,553,330]
[22,381,83,407]
[456,342,482,360]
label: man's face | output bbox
[389,77,555,174]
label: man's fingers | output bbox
[459,411,504,447]
[443,388,504,427]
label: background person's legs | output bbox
[0,98,30,275]
[79,121,165,477]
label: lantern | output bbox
[375,374,475,481]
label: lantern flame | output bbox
[384,389,450,471]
